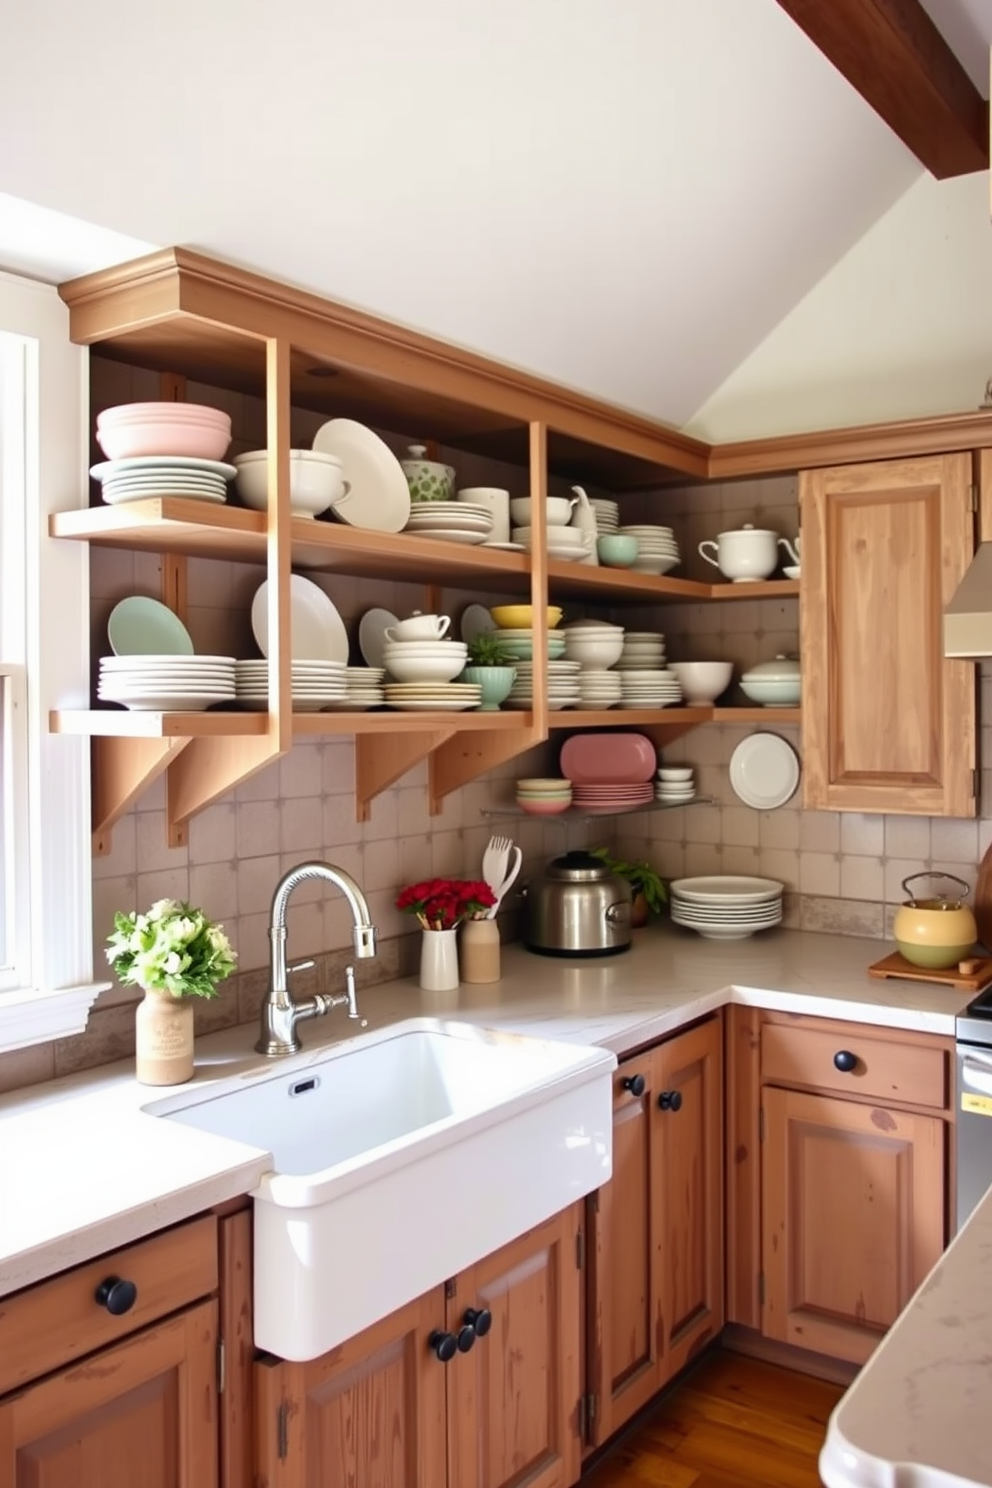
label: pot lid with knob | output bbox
[544,850,615,883]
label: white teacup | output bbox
[383,612,451,642]
[698,525,779,582]
[779,535,801,567]
[457,486,510,545]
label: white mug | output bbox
[779,536,800,566]
[383,612,451,642]
[457,486,510,545]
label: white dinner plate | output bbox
[90,458,237,480]
[670,875,785,903]
[312,419,410,533]
[358,608,400,669]
[107,597,194,656]
[482,542,526,552]
[100,693,230,711]
[460,604,497,645]
[405,527,489,545]
[251,576,349,662]
[728,734,801,810]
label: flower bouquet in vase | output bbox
[395,878,496,991]
[106,898,237,1086]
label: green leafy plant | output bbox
[106,898,237,999]
[590,848,668,915]
[466,631,514,666]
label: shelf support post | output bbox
[355,730,459,821]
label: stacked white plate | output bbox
[670,876,784,941]
[507,659,582,709]
[618,526,681,576]
[403,502,494,545]
[90,456,236,505]
[489,628,567,662]
[617,631,667,670]
[234,659,347,711]
[577,669,622,708]
[591,498,619,533]
[618,669,683,708]
[570,781,654,813]
[656,767,696,803]
[98,654,236,711]
[383,681,482,711]
[321,666,386,711]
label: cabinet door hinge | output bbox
[216,1337,226,1396]
[445,1277,457,1301]
[972,768,980,800]
[759,1107,765,1143]
[970,482,980,513]
[576,1228,584,1270]
[277,1401,289,1461]
[578,1392,597,1440]
[758,1271,765,1306]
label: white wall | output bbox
[685,171,992,442]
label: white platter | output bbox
[728,735,800,810]
[358,608,400,669]
[312,419,410,533]
[406,528,489,545]
[670,876,785,904]
[251,576,349,663]
[100,693,230,712]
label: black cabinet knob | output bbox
[657,1090,683,1112]
[455,1323,476,1353]
[429,1329,458,1362]
[94,1276,137,1316]
[622,1073,646,1097]
[464,1307,492,1337]
[833,1050,858,1073]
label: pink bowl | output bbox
[97,402,231,428]
[515,796,572,816]
[97,420,232,461]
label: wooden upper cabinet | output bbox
[801,453,976,816]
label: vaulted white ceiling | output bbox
[0,0,987,439]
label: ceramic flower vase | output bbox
[460,917,501,983]
[135,986,195,1086]
[419,928,459,992]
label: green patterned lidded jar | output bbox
[401,443,456,503]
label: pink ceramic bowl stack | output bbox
[96,401,232,461]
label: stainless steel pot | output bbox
[524,850,632,956]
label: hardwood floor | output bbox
[582,1349,844,1487]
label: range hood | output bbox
[944,543,992,657]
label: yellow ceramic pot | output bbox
[893,874,977,969]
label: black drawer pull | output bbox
[658,1090,683,1112]
[833,1050,858,1073]
[94,1276,137,1315]
[622,1074,646,1097]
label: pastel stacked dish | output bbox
[576,669,622,708]
[562,620,625,669]
[656,766,695,803]
[515,778,573,815]
[507,659,582,709]
[98,654,236,712]
[669,876,784,941]
[492,628,567,661]
[333,667,386,710]
[490,605,563,630]
[234,659,348,711]
[590,498,619,534]
[382,638,467,683]
[383,680,481,711]
[618,525,681,576]
[96,402,232,462]
[512,524,593,563]
[570,780,654,812]
[403,502,493,544]
[618,669,683,708]
[617,632,667,670]
[90,455,236,505]
[560,730,658,812]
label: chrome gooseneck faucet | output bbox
[256,860,377,1057]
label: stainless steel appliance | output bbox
[523,850,632,957]
[954,988,992,1229]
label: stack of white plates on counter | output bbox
[576,669,623,707]
[403,502,493,545]
[90,456,236,505]
[618,669,683,708]
[618,526,681,576]
[590,498,619,533]
[383,681,482,711]
[617,631,667,669]
[669,876,784,941]
[234,659,348,711]
[507,659,582,709]
[656,767,696,803]
[321,667,386,710]
[98,654,236,711]
[570,781,655,813]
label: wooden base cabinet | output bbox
[254,1207,582,1488]
[586,1015,723,1445]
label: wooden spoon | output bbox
[973,840,992,952]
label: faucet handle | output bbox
[344,965,367,1026]
[288,959,316,976]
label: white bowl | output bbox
[509,497,576,527]
[669,660,733,704]
[233,450,349,518]
[658,767,694,782]
[382,652,466,683]
[739,676,801,706]
[563,634,624,668]
[513,524,588,549]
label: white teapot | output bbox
[698,524,779,582]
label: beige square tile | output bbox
[884,816,931,860]
[757,848,799,891]
[930,818,980,865]
[364,837,406,894]
[237,800,281,859]
[234,913,270,975]
[431,829,465,877]
[92,814,137,880]
[187,803,237,866]
[363,789,400,843]
[280,743,323,799]
[799,853,840,897]
[323,791,364,848]
[684,842,723,877]
[799,812,840,852]
[281,796,324,856]
[235,759,280,802]
[189,860,239,922]
[237,853,281,916]
[759,809,800,850]
[721,844,761,876]
[135,866,189,908]
[840,814,885,857]
[722,806,759,847]
[840,855,885,902]
[135,810,188,876]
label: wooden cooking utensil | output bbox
[973,840,992,952]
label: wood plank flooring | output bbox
[582,1350,844,1488]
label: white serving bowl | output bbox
[512,524,587,549]
[669,660,733,704]
[658,767,694,782]
[563,633,624,669]
[382,651,466,683]
[739,656,801,706]
[509,497,576,527]
[233,450,349,518]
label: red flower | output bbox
[396,877,497,930]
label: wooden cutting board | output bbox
[974,841,992,953]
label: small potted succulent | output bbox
[463,632,518,712]
[590,849,667,928]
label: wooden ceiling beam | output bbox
[776,0,989,178]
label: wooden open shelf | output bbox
[549,707,801,728]
[50,709,270,738]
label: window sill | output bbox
[0,982,110,1054]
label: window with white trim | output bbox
[0,273,106,1051]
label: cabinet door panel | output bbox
[448,1209,580,1488]
[762,1087,946,1363]
[0,1301,217,1488]
[254,1288,447,1488]
[654,1016,724,1381]
[801,453,975,815]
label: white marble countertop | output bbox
[0,924,970,1297]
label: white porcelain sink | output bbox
[146,1017,615,1360]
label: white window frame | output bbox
[0,271,107,1051]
